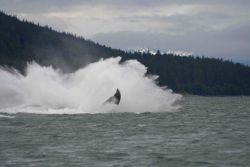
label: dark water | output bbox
[0,96,250,167]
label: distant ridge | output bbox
[130,48,193,57]
[1,11,250,95]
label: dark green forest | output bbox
[1,11,250,95]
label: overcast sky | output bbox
[1,0,250,64]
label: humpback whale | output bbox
[104,89,121,105]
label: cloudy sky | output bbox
[1,0,250,64]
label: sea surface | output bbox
[0,96,250,167]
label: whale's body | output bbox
[104,89,121,105]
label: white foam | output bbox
[0,57,181,114]
[0,114,15,118]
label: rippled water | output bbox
[0,96,250,167]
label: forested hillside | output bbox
[0,11,128,72]
[1,11,250,95]
[125,53,250,95]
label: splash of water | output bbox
[0,57,181,114]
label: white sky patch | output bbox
[13,4,203,37]
[46,11,83,19]
[9,2,249,38]
[13,2,249,37]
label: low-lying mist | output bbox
[0,57,181,114]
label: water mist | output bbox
[0,57,181,114]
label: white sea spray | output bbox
[0,57,181,114]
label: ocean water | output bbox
[0,95,250,167]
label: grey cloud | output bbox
[0,0,80,13]
[1,0,250,13]
[1,0,249,64]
